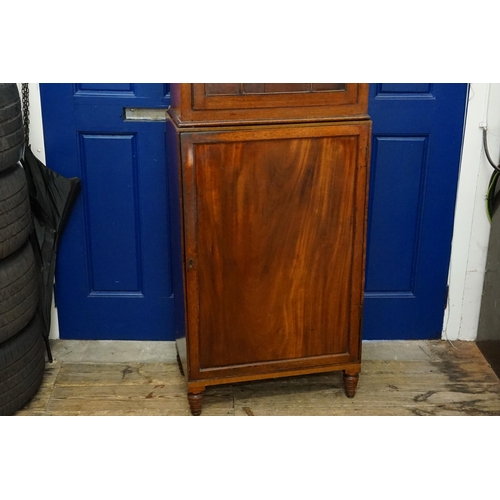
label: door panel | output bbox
[377,83,432,95]
[40,84,172,340]
[365,135,428,293]
[76,83,135,93]
[82,133,141,293]
[180,124,369,371]
[364,83,468,339]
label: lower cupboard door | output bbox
[180,122,370,377]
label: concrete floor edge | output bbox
[48,339,469,364]
[48,339,178,364]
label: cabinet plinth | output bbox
[167,84,371,415]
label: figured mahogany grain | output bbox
[180,123,370,375]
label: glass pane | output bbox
[243,83,310,94]
[312,84,346,91]
[205,84,241,95]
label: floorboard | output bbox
[14,340,500,416]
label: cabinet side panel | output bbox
[166,119,187,370]
[187,127,365,370]
[351,123,371,361]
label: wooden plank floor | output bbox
[15,340,500,416]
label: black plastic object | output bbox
[21,146,81,361]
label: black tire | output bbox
[0,163,32,259]
[0,84,24,173]
[0,314,45,416]
[0,242,39,344]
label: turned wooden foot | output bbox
[188,391,204,416]
[176,353,185,376]
[343,371,359,398]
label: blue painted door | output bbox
[40,84,172,340]
[40,83,467,341]
[364,83,468,339]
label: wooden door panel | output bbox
[181,123,370,374]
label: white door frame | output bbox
[445,83,500,341]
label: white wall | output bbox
[444,84,500,340]
[26,83,500,342]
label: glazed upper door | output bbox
[40,84,172,340]
[364,84,468,339]
[170,83,368,125]
[40,83,467,341]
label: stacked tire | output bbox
[0,83,45,416]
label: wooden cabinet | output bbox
[166,84,371,415]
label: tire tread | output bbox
[0,315,45,416]
[0,243,39,344]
